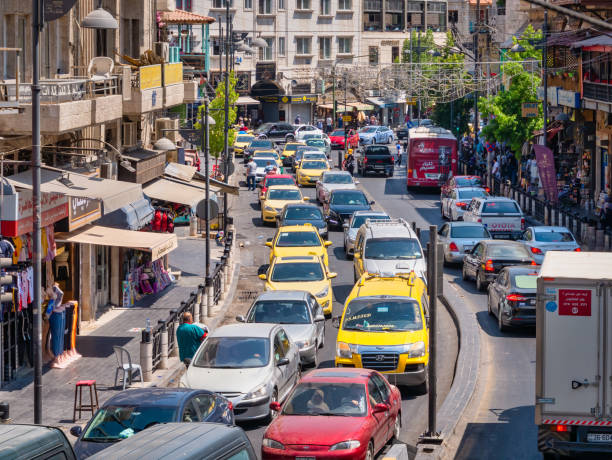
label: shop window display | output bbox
[122,250,175,307]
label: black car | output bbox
[254,122,296,143]
[324,189,373,229]
[278,203,328,239]
[356,145,394,177]
[462,240,536,291]
[71,388,234,459]
[396,127,408,140]
[243,139,276,163]
[487,265,538,331]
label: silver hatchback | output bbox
[437,221,492,263]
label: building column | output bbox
[79,243,94,322]
[110,246,120,307]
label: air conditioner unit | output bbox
[122,122,137,147]
[154,42,170,62]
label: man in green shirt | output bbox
[176,312,207,363]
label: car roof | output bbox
[324,170,351,176]
[361,219,416,239]
[454,187,487,192]
[103,388,208,407]
[265,174,293,179]
[210,323,277,338]
[303,367,373,383]
[276,255,319,263]
[447,221,487,227]
[267,185,300,191]
[531,226,571,232]
[255,290,310,301]
[453,175,481,180]
[283,202,319,209]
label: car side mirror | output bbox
[373,403,389,414]
[327,272,337,279]
[258,273,267,280]
[235,315,246,322]
[183,358,191,367]
[70,426,82,437]
[325,241,333,247]
[332,316,341,328]
[303,197,309,201]
[270,401,282,412]
[354,180,360,184]
[370,200,375,205]
[342,223,349,229]
[314,314,325,322]
[277,357,290,367]
[265,241,272,247]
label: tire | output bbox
[498,306,507,332]
[365,442,374,460]
[287,135,295,142]
[266,389,279,423]
[462,264,470,281]
[487,295,494,316]
[391,413,401,441]
[476,271,486,292]
[417,367,429,395]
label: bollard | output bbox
[194,291,201,324]
[169,317,179,358]
[189,218,197,236]
[140,330,153,382]
[596,229,605,251]
[198,284,206,320]
[159,321,168,370]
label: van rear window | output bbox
[482,201,520,213]
[365,146,390,155]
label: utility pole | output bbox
[427,226,438,437]
[409,30,413,121]
[417,31,421,125]
[201,99,211,282]
[542,10,548,148]
[223,1,230,231]
[344,73,348,165]
[332,66,336,130]
[474,0,480,142]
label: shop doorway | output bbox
[95,246,110,309]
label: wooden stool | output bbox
[73,380,99,422]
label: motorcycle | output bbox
[343,154,355,175]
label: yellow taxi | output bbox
[296,159,330,186]
[259,255,336,315]
[233,133,255,156]
[281,142,305,167]
[333,271,429,389]
[253,150,283,168]
[266,224,332,266]
[260,185,307,224]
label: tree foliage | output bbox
[195,71,239,158]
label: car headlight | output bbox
[244,383,268,401]
[297,338,313,348]
[330,440,361,451]
[401,341,426,358]
[264,206,276,212]
[315,286,329,297]
[336,342,357,359]
[262,438,285,450]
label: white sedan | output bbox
[441,187,489,221]
[294,124,323,141]
[518,226,581,264]
[315,170,357,204]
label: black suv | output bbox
[254,122,296,142]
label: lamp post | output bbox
[223,0,231,233]
[200,98,216,281]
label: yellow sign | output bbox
[406,98,417,106]
[139,64,162,90]
[281,96,290,103]
[522,101,539,118]
[342,115,352,122]
[163,62,183,86]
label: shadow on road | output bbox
[332,246,348,260]
[384,178,408,196]
[332,283,354,305]
[475,311,536,339]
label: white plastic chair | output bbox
[87,56,114,81]
[113,346,143,390]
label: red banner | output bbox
[559,289,591,317]
[533,144,558,203]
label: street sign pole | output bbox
[428,226,438,437]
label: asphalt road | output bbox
[229,154,459,459]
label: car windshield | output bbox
[331,130,345,137]
[364,238,422,259]
[247,300,310,324]
[193,337,270,368]
[331,192,368,206]
[266,178,295,188]
[276,231,321,247]
[306,140,325,147]
[362,127,378,133]
[282,382,367,416]
[271,262,324,282]
[284,207,323,220]
[250,140,273,148]
[284,144,302,152]
[351,215,389,228]
[304,154,326,161]
[255,123,274,132]
[534,231,575,242]
[457,189,488,200]
[237,136,253,142]
[450,226,491,238]
[365,146,390,155]
[324,174,353,184]
[482,201,520,213]
[343,298,423,332]
[254,159,271,167]
[268,189,301,200]
[301,161,326,170]
[82,405,177,442]
[513,274,538,289]
[455,177,482,187]
[487,245,531,258]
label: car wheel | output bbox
[417,367,429,395]
[391,413,401,441]
[365,442,374,460]
[266,389,279,423]
[476,271,485,292]
[498,306,507,332]
[462,264,470,281]
[287,135,295,142]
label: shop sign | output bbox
[256,62,276,82]
[259,96,279,103]
[163,62,183,86]
[151,236,178,261]
[522,102,540,118]
[533,144,558,203]
[69,197,101,231]
[406,98,417,105]
[139,64,162,90]
[283,95,317,104]
[342,115,352,122]
[380,40,400,46]
[0,190,68,237]
[536,86,559,106]
[557,89,580,109]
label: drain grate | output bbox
[237,290,259,302]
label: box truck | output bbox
[536,252,612,457]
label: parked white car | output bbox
[441,187,489,221]
[518,226,581,264]
[179,323,300,422]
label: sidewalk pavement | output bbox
[1,225,239,428]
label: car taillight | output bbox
[552,424,569,433]
[506,293,527,302]
[521,218,526,230]
[228,402,233,411]
[574,247,581,252]
[484,259,495,272]
[449,242,459,252]
[485,187,491,193]
[455,201,467,208]
[530,260,537,266]
[408,169,413,175]
[530,246,543,255]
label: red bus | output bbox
[406,126,457,187]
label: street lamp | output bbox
[201,98,216,287]
[81,1,118,29]
[153,137,178,151]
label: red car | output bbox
[262,368,402,460]
[259,174,297,200]
[440,175,486,198]
[329,129,359,150]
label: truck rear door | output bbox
[480,200,523,238]
[539,281,602,419]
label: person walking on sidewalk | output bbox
[177,312,207,363]
[246,158,257,191]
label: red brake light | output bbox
[484,259,495,272]
[530,260,537,266]
[363,157,368,164]
[506,293,527,302]
[574,247,581,252]
[530,246,543,255]
[449,242,459,252]
[521,218,526,230]
[477,218,482,223]
[228,402,233,411]
[485,187,491,193]
[455,201,467,208]
[552,424,569,433]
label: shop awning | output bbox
[143,178,207,208]
[236,96,261,106]
[349,102,375,111]
[159,9,215,24]
[6,168,144,214]
[571,35,612,50]
[164,162,239,195]
[55,225,178,261]
[96,197,154,231]
[367,97,387,108]
[316,103,352,112]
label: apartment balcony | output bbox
[583,81,612,104]
[364,0,382,11]
[0,77,122,135]
[123,63,185,115]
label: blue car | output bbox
[71,388,234,459]
[278,202,328,239]
[358,126,395,145]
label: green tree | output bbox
[478,25,543,155]
[195,71,239,159]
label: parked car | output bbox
[244,139,277,163]
[87,423,257,460]
[462,239,537,291]
[180,323,301,422]
[71,388,234,458]
[463,197,525,240]
[294,124,323,141]
[356,144,394,177]
[324,189,374,229]
[255,122,296,142]
[237,290,326,366]
[358,126,394,145]
[343,210,390,258]
[277,202,328,238]
[316,170,357,204]
[487,265,539,331]
[441,187,489,221]
[518,226,581,264]
[440,175,485,198]
[0,424,77,460]
[262,368,402,460]
[395,126,408,140]
[329,128,359,150]
[437,221,492,264]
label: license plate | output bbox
[529,299,536,305]
[463,245,473,252]
[587,433,612,442]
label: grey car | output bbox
[518,226,580,264]
[179,323,300,422]
[343,210,389,258]
[437,222,492,264]
[316,170,358,204]
[237,291,325,367]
